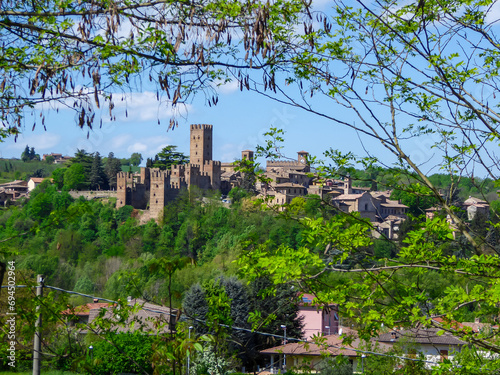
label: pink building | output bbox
[298,293,339,340]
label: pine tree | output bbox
[89,152,107,190]
[21,145,30,162]
[105,152,122,189]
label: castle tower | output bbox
[297,151,309,164]
[241,150,254,161]
[149,168,167,218]
[190,124,213,165]
[116,172,133,208]
[344,174,352,195]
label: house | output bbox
[27,177,46,192]
[42,153,72,164]
[377,327,466,366]
[63,297,176,334]
[62,299,112,327]
[463,196,490,220]
[261,328,392,373]
[89,297,175,334]
[298,293,339,340]
[0,180,29,205]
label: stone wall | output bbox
[69,190,117,200]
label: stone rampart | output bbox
[69,190,117,200]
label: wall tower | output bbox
[190,124,213,165]
[241,150,254,161]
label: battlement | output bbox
[117,172,133,178]
[267,160,303,166]
[204,160,221,166]
[190,124,213,130]
[169,177,186,189]
[171,164,186,170]
[150,169,168,179]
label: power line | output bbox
[5,283,469,368]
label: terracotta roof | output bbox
[383,214,406,222]
[425,206,440,212]
[0,180,26,187]
[468,203,490,208]
[87,298,175,334]
[29,177,46,183]
[261,331,391,357]
[380,200,408,208]
[464,196,487,206]
[377,328,466,346]
[332,193,364,200]
[61,302,113,316]
[275,183,306,188]
[371,190,392,198]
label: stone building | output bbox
[116,124,221,217]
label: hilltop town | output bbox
[1,124,492,240]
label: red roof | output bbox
[61,302,112,316]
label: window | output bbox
[440,350,448,361]
[365,203,368,210]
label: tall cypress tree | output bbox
[105,152,122,189]
[89,152,107,190]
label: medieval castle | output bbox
[116,124,411,239]
[116,124,310,219]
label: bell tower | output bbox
[190,124,213,165]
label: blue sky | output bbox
[1,81,382,167]
[2,0,489,175]
[0,75,448,174]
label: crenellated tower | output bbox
[190,124,213,165]
[117,171,133,208]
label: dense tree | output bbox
[130,153,143,167]
[153,145,188,171]
[248,277,304,352]
[51,168,65,190]
[20,145,30,162]
[231,1,500,367]
[63,163,87,190]
[104,152,122,189]
[89,152,108,190]
[20,145,39,162]
[390,186,438,217]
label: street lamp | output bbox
[280,325,287,370]
[325,325,330,336]
[361,354,366,373]
[187,326,193,375]
[89,345,93,361]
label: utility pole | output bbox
[280,325,287,371]
[33,275,43,375]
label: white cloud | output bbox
[35,90,193,124]
[6,133,61,152]
[485,2,500,25]
[212,79,239,95]
[218,142,244,162]
[126,135,174,157]
[127,142,148,153]
[104,91,193,123]
[110,134,132,149]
